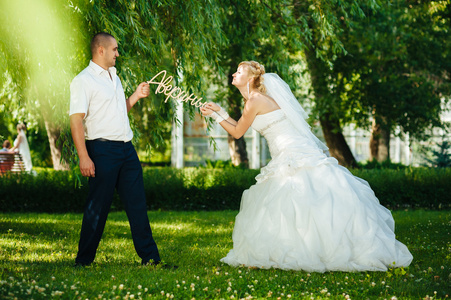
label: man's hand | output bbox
[70,113,95,178]
[127,82,150,112]
[135,82,150,99]
[80,156,95,177]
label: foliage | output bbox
[201,159,247,169]
[420,139,451,168]
[323,0,451,138]
[0,167,449,213]
[0,210,450,299]
[358,159,408,170]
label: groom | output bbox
[70,32,165,267]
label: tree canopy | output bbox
[0,0,449,169]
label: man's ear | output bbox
[98,46,104,56]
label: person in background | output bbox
[1,140,12,152]
[10,124,33,171]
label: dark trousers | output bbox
[75,140,160,265]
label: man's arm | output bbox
[126,82,150,112]
[70,113,95,177]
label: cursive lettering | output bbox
[147,70,207,108]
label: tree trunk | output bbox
[304,49,358,168]
[369,117,390,162]
[44,120,69,170]
[320,113,358,168]
[227,135,249,167]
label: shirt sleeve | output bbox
[69,76,89,117]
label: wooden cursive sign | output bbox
[147,70,207,108]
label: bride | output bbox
[200,61,413,272]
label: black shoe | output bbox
[74,262,91,268]
[142,260,178,270]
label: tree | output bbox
[0,0,227,169]
[0,0,85,170]
[331,0,451,162]
[212,0,379,167]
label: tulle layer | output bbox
[221,163,413,272]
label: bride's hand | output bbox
[200,106,214,116]
[205,102,220,112]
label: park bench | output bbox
[0,152,25,175]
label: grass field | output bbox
[0,210,449,299]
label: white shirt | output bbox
[69,60,133,142]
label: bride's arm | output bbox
[10,135,22,152]
[203,103,238,125]
[202,100,258,139]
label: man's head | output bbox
[90,32,119,70]
[2,140,11,149]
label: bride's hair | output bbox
[238,61,267,94]
[17,123,26,131]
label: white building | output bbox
[172,100,450,168]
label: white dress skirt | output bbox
[220,109,413,272]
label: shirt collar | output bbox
[89,60,117,77]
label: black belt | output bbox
[90,138,127,143]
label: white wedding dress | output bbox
[14,130,33,172]
[220,75,413,272]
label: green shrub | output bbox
[0,167,449,213]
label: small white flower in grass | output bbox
[161,291,165,295]
[119,284,124,290]
[230,296,235,299]
[144,288,148,292]
[227,287,232,292]
[166,293,170,297]
[225,272,228,275]
[177,284,180,288]
[216,272,220,275]
[113,285,117,290]
[238,270,242,274]
[391,296,397,300]
[130,295,135,299]
[203,287,208,291]
[287,294,292,298]
[381,281,385,285]
[71,285,77,290]
[51,276,55,281]
[138,285,142,290]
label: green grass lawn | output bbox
[0,210,449,299]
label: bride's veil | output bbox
[262,73,329,154]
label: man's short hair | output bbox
[3,140,11,149]
[90,32,115,57]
